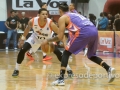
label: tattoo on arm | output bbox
[47,36,60,42]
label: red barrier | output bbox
[115,31,120,53]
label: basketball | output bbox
[41,42,55,53]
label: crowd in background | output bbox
[4,2,120,50]
[88,12,120,31]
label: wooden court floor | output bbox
[0,50,120,90]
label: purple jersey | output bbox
[69,9,78,13]
[66,13,94,31]
[65,13,98,58]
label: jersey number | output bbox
[37,36,46,40]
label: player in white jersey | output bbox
[26,2,52,61]
[12,8,73,77]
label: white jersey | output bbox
[31,17,52,41]
[26,17,52,52]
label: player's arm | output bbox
[50,22,59,34]
[47,16,66,42]
[5,18,11,29]
[21,19,32,40]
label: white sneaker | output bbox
[14,48,17,50]
[5,47,8,50]
[51,79,65,86]
[108,67,116,83]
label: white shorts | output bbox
[25,35,42,53]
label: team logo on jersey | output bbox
[31,39,35,44]
[36,31,41,35]
[47,27,49,30]
[34,27,37,29]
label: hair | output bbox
[59,2,69,12]
[89,14,96,20]
[10,10,15,13]
[115,14,120,19]
[71,3,75,7]
[38,8,48,14]
[103,12,108,17]
[40,2,47,8]
[14,10,18,13]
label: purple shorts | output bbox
[66,26,98,58]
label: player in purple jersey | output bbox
[42,3,116,85]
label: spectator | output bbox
[78,11,81,15]
[19,12,29,31]
[113,14,120,31]
[98,12,109,30]
[5,10,19,50]
[69,3,78,13]
[108,13,115,30]
[14,10,20,21]
[89,13,96,26]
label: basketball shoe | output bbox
[26,52,34,61]
[51,78,65,86]
[108,67,116,83]
[42,56,52,61]
[12,70,19,77]
[26,52,35,66]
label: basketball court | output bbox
[0,50,120,90]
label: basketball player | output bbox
[69,3,78,13]
[12,8,73,77]
[42,3,116,85]
[26,2,52,61]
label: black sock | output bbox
[59,69,65,80]
[102,62,110,71]
[43,55,46,58]
[89,56,110,71]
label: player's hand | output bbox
[18,35,26,49]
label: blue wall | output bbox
[0,21,8,33]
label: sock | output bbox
[101,62,110,71]
[59,69,65,80]
[43,52,46,58]
[66,64,71,71]
[90,56,110,71]
[15,63,20,70]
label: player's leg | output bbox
[87,32,115,83]
[52,33,89,85]
[26,44,41,66]
[12,42,31,77]
[53,45,73,77]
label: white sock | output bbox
[15,63,20,70]
[66,64,71,71]
[29,49,33,54]
[42,52,46,56]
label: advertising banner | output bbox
[97,31,114,52]
[115,31,120,53]
[6,0,71,19]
